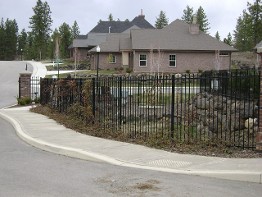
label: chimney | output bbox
[140,9,145,18]
[189,15,200,34]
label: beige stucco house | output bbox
[90,19,237,73]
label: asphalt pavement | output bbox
[0,106,262,184]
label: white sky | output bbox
[0,0,249,39]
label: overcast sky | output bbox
[0,0,249,39]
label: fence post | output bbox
[92,78,96,118]
[171,75,175,139]
[257,54,262,151]
[19,73,32,99]
[118,76,122,126]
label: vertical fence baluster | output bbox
[171,75,175,139]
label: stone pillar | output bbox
[257,53,262,151]
[19,73,32,98]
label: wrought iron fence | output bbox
[40,69,260,149]
[18,76,41,101]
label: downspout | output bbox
[133,50,136,72]
[229,51,232,70]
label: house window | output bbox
[169,54,176,67]
[219,51,229,56]
[108,54,116,63]
[139,54,147,67]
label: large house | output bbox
[69,13,154,60]
[89,19,237,73]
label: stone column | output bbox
[19,73,32,98]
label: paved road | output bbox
[0,61,262,196]
[0,61,32,108]
[1,118,262,197]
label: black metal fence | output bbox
[18,76,41,101]
[40,69,260,149]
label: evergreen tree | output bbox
[181,5,194,24]
[247,0,262,45]
[59,23,72,58]
[108,13,114,21]
[234,0,262,51]
[17,29,27,58]
[48,29,59,60]
[1,19,18,60]
[155,10,169,29]
[0,18,6,60]
[196,6,210,33]
[29,0,52,60]
[224,33,233,46]
[234,10,254,51]
[25,32,38,59]
[71,21,80,39]
[215,31,221,41]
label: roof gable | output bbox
[255,40,262,49]
[131,15,154,29]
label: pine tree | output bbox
[247,0,262,45]
[234,0,262,51]
[71,21,80,39]
[155,11,169,29]
[224,33,233,46]
[3,19,18,60]
[25,32,37,60]
[48,29,59,60]
[196,6,210,33]
[108,13,114,21]
[181,5,194,24]
[18,29,27,58]
[29,0,52,60]
[59,23,72,58]
[0,18,6,60]
[215,31,221,41]
[234,10,254,51]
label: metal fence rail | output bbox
[40,69,260,149]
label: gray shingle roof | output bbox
[131,19,237,51]
[69,33,108,48]
[89,19,237,53]
[89,15,154,33]
[71,15,154,49]
[76,35,88,39]
[89,33,131,52]
[131,15,155,29]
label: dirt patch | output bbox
[95,175,160,196]
[133,180,160,191]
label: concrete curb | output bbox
[0,111,123,164]
[0,111,261,184]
